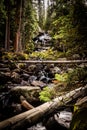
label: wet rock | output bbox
[31,80,46,88]
[37,70,51,83]
[57,110,72,128]
[21,73,30,80]
[27,123,46,130]
[45,109,72,130]
[28,75,37,84]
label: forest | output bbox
[0,0,87,130]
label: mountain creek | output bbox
[0,58,87,130]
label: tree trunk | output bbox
[5,2,10,51]
[0,85,87,130]
[14,0,22,52]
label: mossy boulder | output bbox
[70,98,87,130]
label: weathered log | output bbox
[0,85,87,130]
[20,96,34,110]
[15,60,87,64]
[1,60,87,64]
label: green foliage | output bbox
[24,2,38,44]
[54,67,87,85]
[55,73,68,82]
[45,0,87,57]
[30,48,55,60]
[2,52,14,60]
[25,41,34,53]
[2,52,29,60]
[14,53,29,60]
[39,87,55,102]
[67,67,87,84]
[39,67,87,103]
[0,0,6,44]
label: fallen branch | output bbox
[20,95,34,110]
[0,85,87,130]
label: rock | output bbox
[21,73,29,80]
[11,72,22,84]
[0,72,11,85]
[27,122,46,130]
[31,80,46,88]
[21,80,30,86]
[45,109,72,130]
[11,103,22,114]
[52,66,61,74]
[70,97,87,130]
[28,75,37,84]
[72,54,80,60]
[56,109,72,128]
[0,68,10,72]
[28,65,36,72]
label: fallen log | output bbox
[20,96,34,110]
[0,85,87,130]
[15,60,87,64]
[1,60,87,64]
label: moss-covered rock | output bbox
[70,102,87,130]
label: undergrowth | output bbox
[39,67,87,102]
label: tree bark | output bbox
[0,85,87,130]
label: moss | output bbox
[70,106,87,130]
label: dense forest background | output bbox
[0,0,87,58]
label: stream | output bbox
[0,59,74,130]
[0,45,85,129]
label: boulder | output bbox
[70,96,87,130]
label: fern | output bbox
[55,73,68,82]
[39,87,53,102]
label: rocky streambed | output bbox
[0,60,87,130]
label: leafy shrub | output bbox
[2,52,29,60]
[13,53,29,60]
[39,87,55,102]
[2,52,14,60]
[55,73,68,82]
[67,67,87,84]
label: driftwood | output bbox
[0,85,87,130]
